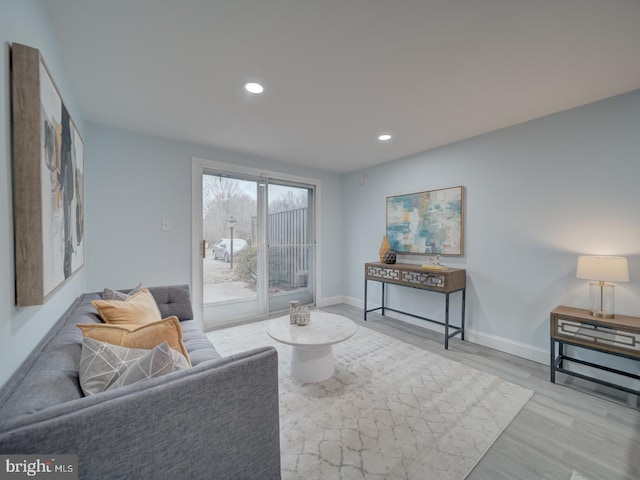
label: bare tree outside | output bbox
[203,176,255,245]
[269,190,307,213]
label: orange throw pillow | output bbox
[91,287,162,325]
[77,316,191,365]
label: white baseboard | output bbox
[317,295,348,307]
[344,296,363,309]
[346,296,549,365]
[465,329,548,365]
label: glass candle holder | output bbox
[296,306,310,326]
[289,300,299,324]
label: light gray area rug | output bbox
[210,319,534,480]
[571,471,590,480]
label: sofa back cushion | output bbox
[147,285,193,321]
[0,295,98,426]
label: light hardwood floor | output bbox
[319,303,640,480]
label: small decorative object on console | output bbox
[421,255,448,271]
[379,236,396,264]
[296,306,310,326]
[383,250,397,264]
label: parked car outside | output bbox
[212,238,248,262]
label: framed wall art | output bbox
[386,186,464,256]
[11,43,84,306]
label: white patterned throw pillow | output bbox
[79,337,150,395]
[79,337,189,396]
[102,282,144,301]
[107,342,190,391]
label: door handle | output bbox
[202,240,206,259]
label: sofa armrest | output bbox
[0,347,281,480]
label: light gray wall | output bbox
[0,0,86,387]
[343,90,640,367]
[1,0,637,390]
[85,123,344,301]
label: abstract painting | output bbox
[386,186,464,256]
[11,43,84,306]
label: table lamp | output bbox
[576,255,629,318]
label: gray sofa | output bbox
[0,285,281,480]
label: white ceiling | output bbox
[43,0,640,173]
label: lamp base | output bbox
[588,309,615,319]
[588,282,615,319]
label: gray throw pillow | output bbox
[107,342,190,391]
[103,282,144,300]
[79,337,150,395]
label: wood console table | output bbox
[550,306,640,396]
[364,262,466,349]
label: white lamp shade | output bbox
[576,256,629,282]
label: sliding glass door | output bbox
[266,181,315,312]
[196,166,315,329]
[201,173,261,327]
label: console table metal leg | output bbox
[461,288,466,341]
[558,342,564,369]
[381,283,385,316]
[364,279,368,321]
[550,338,555,383]
[445,293,450,350]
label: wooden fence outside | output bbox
[251,207,310,288]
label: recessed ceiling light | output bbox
[244,82,264,94]
[378,134,392,141]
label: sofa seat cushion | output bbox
[180,320,221,365]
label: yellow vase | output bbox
[378,236,391,263]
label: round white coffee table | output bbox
[267,311,357,383]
